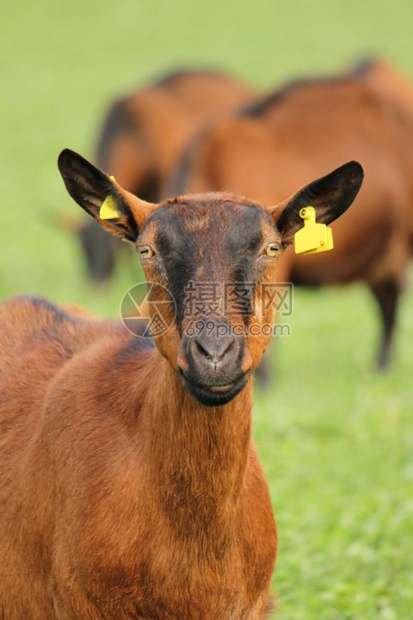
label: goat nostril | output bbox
[195,340,212,360]
[218,339,235,361]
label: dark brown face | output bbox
[138,195,282,405]
[58,149,364,407]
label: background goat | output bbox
[79,69,254,283]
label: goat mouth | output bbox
[178,369,249,406]
[208,383,236,394]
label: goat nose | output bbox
[191,333,238,369]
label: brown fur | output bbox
[0,295,276,619]
[0,151,362,618]
[173,65,413,368]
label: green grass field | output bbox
[1,1,413,617]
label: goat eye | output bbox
[138,245,155,259]
[266,243,280,257]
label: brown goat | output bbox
[80,69,254,282]
[172,66,413,369]
[0,149,363,618]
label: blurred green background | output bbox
[1,1,413,617]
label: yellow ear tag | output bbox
[99,176,120,219]
[294,206,334,255]
[99,195,121,220]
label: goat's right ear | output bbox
[58,149,156,242]
[268,161,364,247]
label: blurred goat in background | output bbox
[79,69,254,282]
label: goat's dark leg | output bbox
[79,220,117,283]
[370,279,401,370]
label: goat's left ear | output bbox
[269,161,364,245]
[58,149,157,242]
